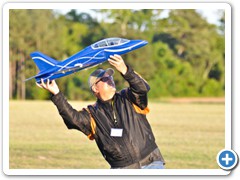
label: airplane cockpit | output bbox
[92,38,129,49]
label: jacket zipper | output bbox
[111,99,134,164]
[111,100,117,125]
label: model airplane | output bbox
[25,37,148,83]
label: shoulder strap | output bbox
[85,105,97,140]
[121,88,150,115]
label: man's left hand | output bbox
[108,55,127,75]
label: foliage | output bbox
[9,9,225,100]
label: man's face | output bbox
[93,74,116,99]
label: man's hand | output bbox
[108,54,127,75]
[36,79,60,95]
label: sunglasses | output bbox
[95,76,113,84]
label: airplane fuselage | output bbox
[27,38,148,83]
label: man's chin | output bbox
[111,86,116,91]
[107,83,116,90]
[109,86,116,92]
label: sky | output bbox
[196,9,222,25]
[56,9,222,26]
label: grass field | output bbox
[9,100,225,169]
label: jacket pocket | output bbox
[103,142,125,161]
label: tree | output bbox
[155,10,225,95]
[9,10,66,99]
[9,9,225,99]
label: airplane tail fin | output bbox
[30,51,58,72]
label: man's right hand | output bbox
[36,79,60,95]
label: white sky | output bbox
[196,9,221,25]
[56,9,221,25]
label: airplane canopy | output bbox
[92,38,129,49]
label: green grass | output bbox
[9,100,225,169]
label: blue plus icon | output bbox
[217,149,238,170]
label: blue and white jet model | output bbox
[25,37,148,83]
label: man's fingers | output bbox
[110,55,122,61]
[109,55,122,63]
[37,79,47,89]
[51,80,56,86]
[36,82,43,88]
[113,54,121,59]
[41,78,45,84]
[40,78,47,89]
[108,55,125,67]
[108,58,116,63]
[108,58,119,66]
[46,79,50,88]
[36,78,59,95]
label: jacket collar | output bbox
[97,93,116,105]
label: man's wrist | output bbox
[52,89,60,95]
[121,66,128,75]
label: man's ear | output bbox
[92,84,98,94]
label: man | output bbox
[37,54,165,169]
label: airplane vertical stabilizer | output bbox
[30,51,58,71]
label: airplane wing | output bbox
[52,65,85,75]
[24,74,40,82]
[53,50,107,75]
[52,60,104,75]
[24,69,52,82]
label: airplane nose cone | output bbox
[142,40,148,45]
[135,40,148,45]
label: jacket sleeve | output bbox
[122,65,150,109]
[51,92,92,137]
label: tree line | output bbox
[9,9,225,100]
